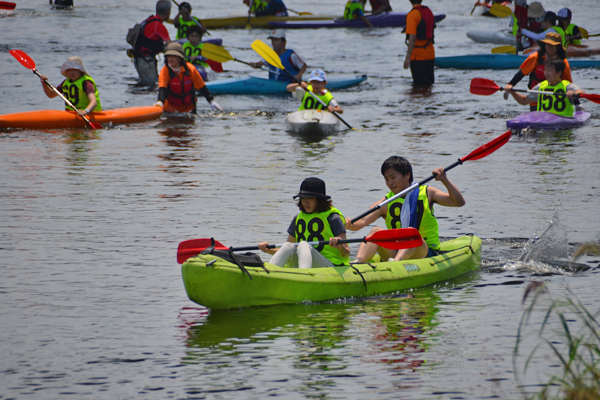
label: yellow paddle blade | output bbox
[580,27,589,39]
[287,8,312,16]
[489,3,512,18]
[491,45,517,54]
[251,39,283,70]
[201,43,234,63]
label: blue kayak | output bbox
[435,54,600,70]
[269,12,445,29]
[204,75,367,95]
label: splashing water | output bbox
[518,212,568,262]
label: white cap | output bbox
[267,29,286,39]
[309,69,326,82]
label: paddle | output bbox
[489,3,512,18]
[177,228,424,264]
[470,0,479,16]
[251,39,357,131]
[491,45,516,54]
[350,131,511,224]
[10,50,103,130]
[287,8,312,16]
[470,78,600,103]
[170,0,211,36]
[0,1,16,9]
[200,43,285,77]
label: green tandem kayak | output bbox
[181,235,482,310]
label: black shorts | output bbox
[410,59,435,86]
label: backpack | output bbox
[126,23,142,48]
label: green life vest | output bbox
[537,80,574,117]
[176,16,201,40]
[552,26,568,50]
[182,41,208,68]
[61,75,101,112]
[384,185,440,251]
[565,24,582,45]
[251,0,267,13]
[343,1,364,20]
[511,14,519,36]
[294,207,349,266]
[299,84,334,111]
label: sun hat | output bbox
[164,42,185,58]
[60,56,87,77]
[527,2,544,19]
[540,31,564,49]
[557,7,571,20]
[267,30,286,39]
[308,69,327,82]
[293,177,331,200]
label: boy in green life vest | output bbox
[345,156,465,263]
[343,0,373,28]
[286,69,343,114]
[556,8,582,47]
[509,58,585,117]
[182,25,210,81]
[39,56,101,117]
[243,0,267,15]
[258,177,350,269]
[173,1,205,40]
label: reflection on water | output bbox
[181,293,441,396]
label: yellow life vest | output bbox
[537,80,574,117]
[299,84,334,111]
[294,207,349,266]
[182,41,208,68]
[343,1,364,20]
[61,75,101,112]
[384,185,440,251]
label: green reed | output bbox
[513,281,600,400]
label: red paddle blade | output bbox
[470,78,501,96]
[88,122,103,130]
[10,49,36,70]
[177,238,228,264]
[366,228,424,250]
[206,59,223,73]
[0,1,16,9]
[580,93,600,104]
[461,131,511,162]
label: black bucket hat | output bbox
[293,177,331,199]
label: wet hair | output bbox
[297,198,333,213]
[156,0,171,16]
[186,24,203,39]
[380,156,413,184]
[545,58,566,75]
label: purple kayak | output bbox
[268,12,445,29]
[506,111,591,130]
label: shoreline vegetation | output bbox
[514,267,600,399]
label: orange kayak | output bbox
[0,106,163,129]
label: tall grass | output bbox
[513,282,600,399]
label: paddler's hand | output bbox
[403,56,410,69]
[329,237,343,248]
[566,90,576,99]
[327,105,335,113]
[432,167,447,182]
[300,81,308,90]
[39,74,49,83]
[154,100,164,108]
[258,242,270,252]
[249,61,262,68]
[210,100,224,112]
[503,84,513,100]
[344,217,355,230]
[76,109,90,117]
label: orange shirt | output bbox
[405,5,435,61]
[159,62,206,113]
[519,53,572,82]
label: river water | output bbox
[1,0,600,398]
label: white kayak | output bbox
[285,109,341,135]
[466,29,529,47]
